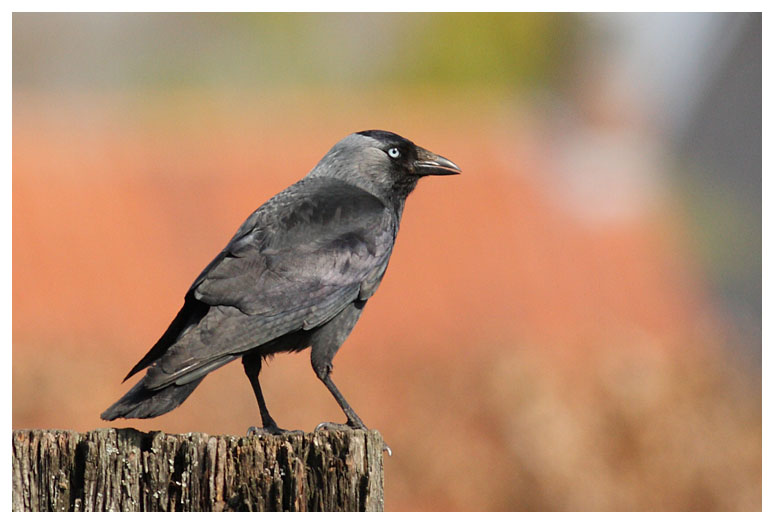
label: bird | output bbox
[101,130,460,442]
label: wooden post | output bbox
[11,428,384,511]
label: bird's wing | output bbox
[143,178,396,389]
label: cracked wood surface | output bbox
[12,428,384,511]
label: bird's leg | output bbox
[310,303,368,430]
[312,361,392,456]
[242,354,301,436]
[309,303,391,454]
[314,363,367,430]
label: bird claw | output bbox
[247,425,303,436]
[314,421,354,432]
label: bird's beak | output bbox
[413,146,461,176]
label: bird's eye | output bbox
[387,147,401,159]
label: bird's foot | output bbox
[314,421,361,432]
[247,425,303,437]
[314,421,392,456]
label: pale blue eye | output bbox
[388,148,401,159]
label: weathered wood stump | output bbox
[11,428,384,511]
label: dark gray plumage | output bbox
[101,130,460,436]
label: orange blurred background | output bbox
[13,13,761,510]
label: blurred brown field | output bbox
[12,88,760,510]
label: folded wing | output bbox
[135,177,397,390]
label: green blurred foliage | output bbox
[387,13,578,88]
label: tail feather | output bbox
[123,298,210,382]
[100,376,204,420]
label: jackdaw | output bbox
[101,130,460,438]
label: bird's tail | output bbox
[100,376,204,421]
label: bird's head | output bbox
[308,130,461,204]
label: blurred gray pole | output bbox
[591,13,762,362]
